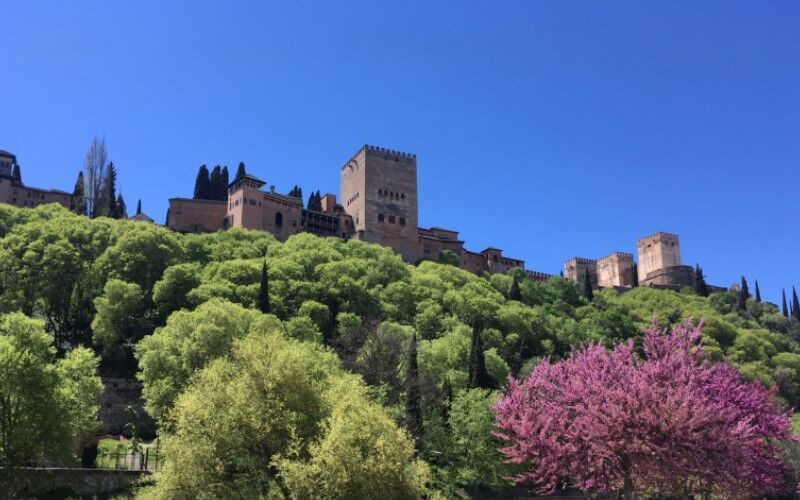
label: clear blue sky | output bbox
[2,1,798,304]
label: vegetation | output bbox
[0,202,799,496]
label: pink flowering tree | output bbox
[492,321,796,499]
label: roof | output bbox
[228,173,266,187]
[481,247,503,254]
[129,213,155,223]
[0,150,16,158]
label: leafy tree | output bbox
[92,280,147,350]
[0,313,102,466]
[494,322,795,498]
[135,199,142,215]
[405,332,424,447]
[783,289,789,317]
[152,263,202,323]
[468,320,493,390]
[258,259,270,314]
[71,171,87,216]
[83,136,108,218]
[583,268,594,300]
[694,264,708,297]
[193,165,210,200]
[793,287,800,322]
[437,250,460,267]
[11,163,22,184]
[235,161,246,180]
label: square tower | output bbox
[564,257,598,288]
[340,145,419,261]
[597,252,634,288]
[637,232,681,282]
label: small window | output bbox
[399,217,406,226]
[378,189,382,195]
[378,213,384,222]
[401,193,405,200]
[275,212,283,227]
[388,215,395,223]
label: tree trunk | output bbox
[622,474,633,500]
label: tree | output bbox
[193,165,210,200]
[11,163,22,184]
[793,287,800,322]
[405,332,424,447]
[308,191,321,211]
[738,276,750,311]
[288,185,303,201]
[164,207,170,226]
[508,275,522,301]
[221,165,229,191]
[235,161,246,180]
[468,320,493,390]
[98,162,118,218]
[135,199,142,215]
[209,166,223,201]
[83,136,108,218]
[694,264,708,297]
[258,259,270,314]
[583,268,594,301]
[437,250,460,267]
[493,322,795,498]
[115,194,127,219]
[92,279,148,374]
[783,289,790,317]
[631,263,638,288]
[72,171,87,215]
[755,280,761,302]
[0,313,102,466]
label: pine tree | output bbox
[631,263,639,288]
[11,163,22,184]
[115,194,127,219]
[193,165,210,199]
[468,319,493,390]
[72,171,87,216]
[782,289,789,317]
[738,276,749,312]
[404,332,424,447]
[136,199,142,215]
[509,275,522,301]
[793,287,800,322]
[235,162,246,180]
[694,264,708,297]
[258,259,270,314]
[583,268,594,301]
[755,281,761,303]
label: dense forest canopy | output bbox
[1,202,799,497]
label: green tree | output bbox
[437,250,460,267]
[92,279,148,374]
[783,289,790,317]
[509,275,522,301]
[193,165,210,199]
[97,162,118,218]
[135,199,142,215]
[235,161,246,180]
[738,276,750,311]
[631,263,639,288]
[152,263,202,323]
[468,320,493,390]
[72,172,87,216]
[694,264,708,297]
[258,259,270,314]
[405,332,424,447]
[583,268,594,301]
[793,287,800,322]
[755,280,761,303]
[115,193,127,219]
[209,165,223,201]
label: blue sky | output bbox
[1,1,798,303]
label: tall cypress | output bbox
[738,276,749,311]
[583,268,594,301]
[509,275,522,301]
[754,281,761,303]
[193,165,210,199]
[209,166,223,201]
[258,259,270,314]
[792,287,800,322]
[72,171,87,215]
[405,332,424,447]
[136,199,142,215]
[782,289,789,317]
[115,194,127,219]
[631,263,639,288]
[221,166,230,190]
[468,319,493,390]
[694,264,708,297]
[235,162,246,180]
[101,162,118,218]
[11,163,22,184]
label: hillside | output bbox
[1,202,799,497]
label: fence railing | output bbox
[96,441,164,472]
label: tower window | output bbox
[378,213,384,222]
[401,193,405,200]
[388,215,395,223]
[275,212,283,227]
[399,217,405,226]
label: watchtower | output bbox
[597,252,634,288]
[564,257,598,288]
[637,232,681,282]
[340,145,419,261]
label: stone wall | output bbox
[167,198,226,233]
[641,265,694,289]
[0,468,148,497]
[597,252,634,288]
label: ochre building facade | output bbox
[0,150,73,209]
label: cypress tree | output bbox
[258,259,270,314]
[793,287,800,322]
[631,263,639,288]
[782,289,789,317]
[135,199,142,215]
[694,264,708,297]
[755,281,761,303]
[193,165,210,199]
[468,319,493,390]
[738,276,749,311]
[115,194,127,219]
[165,207,171,226]
[100,162,118,218]
[235,162,246,180]
[509,275,522,301]
[583,268,594,301]
[308,191,323,211]
[72,171,87,215]
[209,166,223,201]
[11,163,22,184]
[404,332,424,447]
[221,166,230,191]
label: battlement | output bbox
[637,231,679,246]
[598,251,634,262]
[566,257,597,265]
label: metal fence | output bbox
[97,441,165,472]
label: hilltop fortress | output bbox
[1,144,707,290]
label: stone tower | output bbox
[564,257,598,288]
[597,252,634,288]
[340,145,419,261]
[637,232,681,282]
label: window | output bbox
[378,213,384,222]
[401,193,405,200]
[275,212,283,227]
[399,217,405,226]
[378,189,382,195]
[388,215,395,223]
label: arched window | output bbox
[275,212,283,227]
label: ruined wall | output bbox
[637,232,681,282]
[597,252,634,288]
[0,468,147,497]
